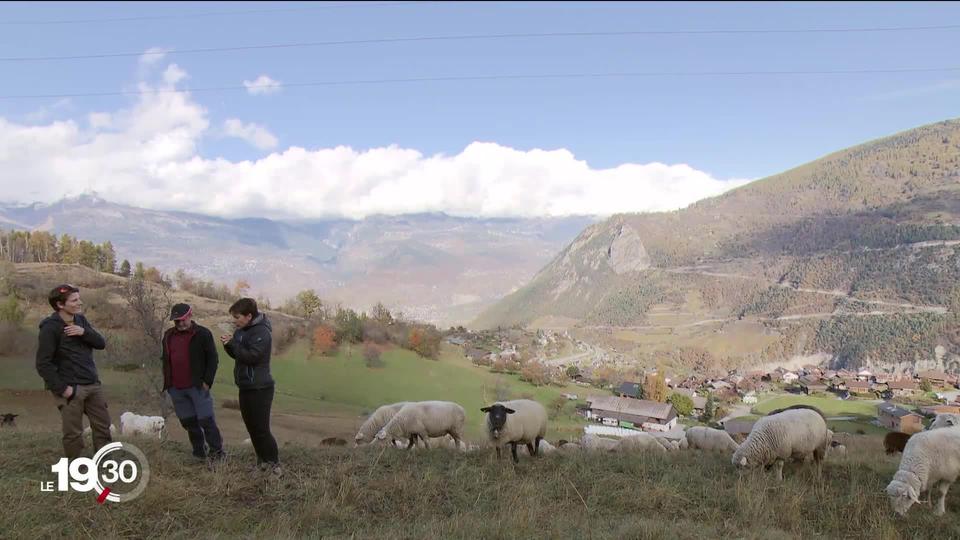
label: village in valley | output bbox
[447,326,960,441]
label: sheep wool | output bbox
[375,401,466,449]
[355,402,411,444]
[731,408,829,481]
[886,426,960,516]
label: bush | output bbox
[363,344,384,369]
[0,321,33,356]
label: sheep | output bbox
[732,407,830,481]
[928,413,960,430]
[616,432,667,454]
[558,442,582,453]
[685,426,740,453]
[580,434,620,452]
[765,404,827,419]
[828,440,846,457]
[526,439,556,455]
[886,426,960,516]
[884,432,912,455]
[1,413,18,427]
[374,401,466,450]
[83,424,118,437]
[354,402,411,445]
[480,399,548,463]
[120,412,165,439]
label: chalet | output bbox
[781,372,799,384]
[877,403,924,434]
[585,396,678,432]
[670,388,707,414]
[708,380,733,391]
[723,419,756,441]
[798,376,828,395]
[888,379,920,397]
[918,370,957,389]
[919,405,960,417]
[465,348,491,362]
[857,369,873,381]
[846,379,873,396]
[617,381,643,399]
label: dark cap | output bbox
[170,303,192,321]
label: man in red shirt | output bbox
[162,303,224,461]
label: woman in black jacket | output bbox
[220,298,280,476]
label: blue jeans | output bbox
[168,386,223,457]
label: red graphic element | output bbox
[97,488,111,504]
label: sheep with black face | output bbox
[481,399,547,464]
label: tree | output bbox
[134,262,146,280]
[643,372,668,403]
[920,379,933,393]
[310,324,338,357]
[702,394,716,423]
[121,276,173,419]
[520,361,551,386]
[566,365,581,379]
[97,241,117,274]
[296,289,323,318]
[335,307,363,344]
[668,393,694,417]
[363,344,384,368]
[234,279,251,297]
[118,259,131,278]
[371,302,392,324]
[0,295,25,324]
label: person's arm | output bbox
[223,328,270,366]
[202,329,219,387]
[35,324,67,396]
[78,316,106,350]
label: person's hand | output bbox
[64,324,85,337]
[61,386,74,399]
[220,334,231,345]
[202,382,210,391]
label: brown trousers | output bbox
[54,383,112,459]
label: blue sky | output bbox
[0,1,958,218]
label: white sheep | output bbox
[886,426,960,516]
[580,434,620,452]
[686,426,740,453]
[526,439,556,455]
[119,412,165,440]
[828,441,846,457]
[480,399,548,463]
[616,432,667,454]
[558,442,582,453]
[374,401,466,449]
[928,412,960,430]
[354,402,412,445]
[732,408,829,481]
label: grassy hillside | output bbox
[0,430,951,539]
[473,119,960,374]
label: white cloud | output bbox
[138,47,170,67]
[223,118,279,150]
[243,75,282,96]
[0,63,751,220]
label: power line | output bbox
[2,66,959,100]
[2,23,960,62]
[0,1,432,25]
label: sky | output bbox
[0,1,958,220]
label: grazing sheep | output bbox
[616,433,667,454]
[884,432,912,455]
[732,408,830,481]
[828,440,846,457]
[929,413,960,430]
[886,426,960,516]
[480,399,548,463]
[375,401,466,450]
[558,442,582,453]
[678,433,689,449]
[685,426,740,453]
[354,402,412,445]
[580,434,620,452]
[526,439,556,455]
[321,437,348,446]
[1,413,18,427]
[120,412,165,439]
[765,404,827,419]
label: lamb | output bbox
[886,426,960,516]
[732,407,830,481]
[928,413,960,430]
[374,401,466,450]
[828,440,846,457]
[580,434,620,452]
[884,432,912,455]
[0,413,18,427]
[615,432,667,454]
[480,399,548,463]
[120,412,166,440]
[685,426,740,453]
[354,402,411,445]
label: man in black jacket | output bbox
[162,303,224,461]
[36,284,112,458]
